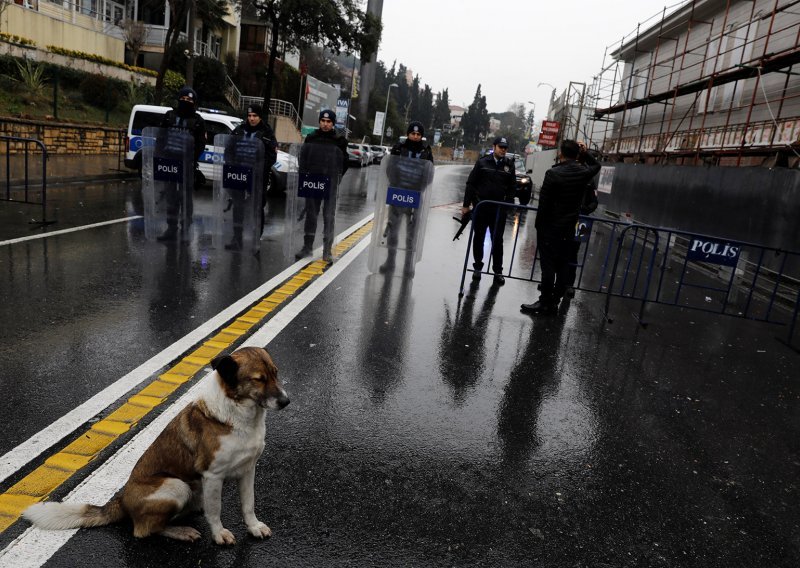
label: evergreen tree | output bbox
[433,88,451,132]
[461,84,489,146]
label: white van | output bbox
[124,104,243,185]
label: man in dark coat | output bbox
[461,136,516,286]
[380,120,434,274]
[521,139,600,315]
[295,109,349,262]
[226,104,278,249]
[156,86,207,241]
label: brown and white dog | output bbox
[23,346,289,545]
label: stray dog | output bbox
[24,346,289,545]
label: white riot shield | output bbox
[142,127,195,241]
[367,154,435,277]
[212,134,264,253]
[283,142,344,262]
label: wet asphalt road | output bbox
[0,164,799,567]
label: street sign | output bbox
[538,120,560,147]
[373,111,385,136]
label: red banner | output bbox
[538,120,560,147]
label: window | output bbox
[138,0,165,26]
[241,25,266,52]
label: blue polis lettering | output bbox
[298,173,331,199]
[386,187,419,209]
[153,157,182,182]
[223,165,253,191]
[687,237,741,267]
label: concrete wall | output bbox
[4,3,125,62]
[600,162,800,251]
[0,117,124,155]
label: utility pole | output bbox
[356,0,383,124]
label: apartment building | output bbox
[588,0,800,166]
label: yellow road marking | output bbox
[0,220,373,533]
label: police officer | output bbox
[226,104,278,250]
[295,109,349,262]
[157,86,207,241]
[380,120,434,274]
[461,136,516,286]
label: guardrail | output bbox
[459,200,800,350]
[238,96,301,130]
[0,136,54,228]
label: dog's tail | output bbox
[23,496,125,530]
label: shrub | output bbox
[162,69,185,103]
[193,56,226,105]
[80,74,120,110]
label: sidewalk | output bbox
[2,153,136,185]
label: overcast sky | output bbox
[377,0,686,121]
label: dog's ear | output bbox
[211,355,239,389]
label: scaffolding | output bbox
[587,0,800,166]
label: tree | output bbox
[121,19,148,67]
[252,0,382,109]
[301,45,345,85]
[418,84,433,132]
[151,0,229,102]
[460,84,489,146]
[433,88,451,132]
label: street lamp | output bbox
[380,83,398,146]
[537,82,557,104]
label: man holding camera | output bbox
[521,139,600,315]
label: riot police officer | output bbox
[380,120,434,274]
[295,109,349,262]
[461,136,516,285]
[227,104,278,249]
[157,86,206,241]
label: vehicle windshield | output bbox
[348,144,359,149]
[514,158,525,173]
[370,146,382,151]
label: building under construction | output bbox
[588,0,800,167]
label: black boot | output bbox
[225,229,243,251]
[520,298,558,316]
[157,225,178,242]
[379,251,397,273]
[295,235,314,260]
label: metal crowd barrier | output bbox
[0,136,53,228]
[459,200,800,350]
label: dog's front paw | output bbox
[247,521,272,539]
[213,528,236,545]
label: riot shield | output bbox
[283,142,344,262]
[141,126,195,242]
[211,134,265,253]
[367,154,435,277]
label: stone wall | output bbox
[0,117,124,155]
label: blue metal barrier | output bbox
[1,136,54,227]
[458,200,800,350]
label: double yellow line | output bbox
[0,221,373,533]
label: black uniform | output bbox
[379,139,434,273]
[230,119,278,242]
[535,152,600,304]
[296,128,348,259]
[157,108,207,239]
[462,153,516,275]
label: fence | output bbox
[459,200,800,350]
[0,136,53,227]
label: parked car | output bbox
[359,144,374,165]
[369,145,386,164]
[267,149,295,195]
[125,105,247,186]
[346,143,370,167]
